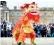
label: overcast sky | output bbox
[1,0,54,9]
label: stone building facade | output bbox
[0,1,54,25]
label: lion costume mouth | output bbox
[31,12,37,13]
[30,10,37,13]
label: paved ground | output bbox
[0,37,54,45]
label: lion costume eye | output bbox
[31,6,34,8]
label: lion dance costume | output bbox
[12,2,40,45]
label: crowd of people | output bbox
[33,23,54,37]
[1,20,54,37]
[1,20,12,37]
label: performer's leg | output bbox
[30,32,36,45]
[18,33,26,45]
[31,39,36,45]
[22,33,26,45]
[18,42,21,45]
[22,40,26,45]
[14,33,19,44]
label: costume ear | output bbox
[20,6,25,10]
[20,4,30,10]
[31,2,35,4]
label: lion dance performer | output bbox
[12,2,40,45]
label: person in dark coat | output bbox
[41,25,47,37]
[3,20,7,37]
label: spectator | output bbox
[50,25,54,37]
[3,20,7,31]
[35,25,42,37]
[1,23,3,29]
[7,27,11,37]
[2,20,7,37]
[1,29,4,37]
[47,25,51,37]
[41,25,47,37]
